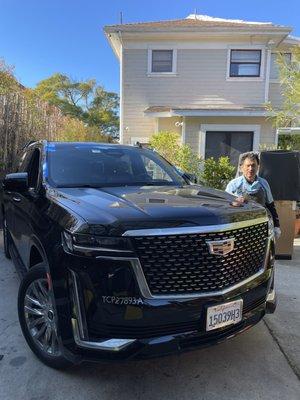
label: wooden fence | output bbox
[0,92,64,177]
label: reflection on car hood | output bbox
[51,184,267,235]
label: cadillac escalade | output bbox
[1,141,276,368]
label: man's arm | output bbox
[261,178,280,228]
[265,202,280,228]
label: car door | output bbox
[4,148,33,247]
[11,147,42,266]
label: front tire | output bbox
[18,263,72,369]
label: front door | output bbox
[205,131,254,167]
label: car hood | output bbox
[50,185,267,235]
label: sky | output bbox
[1,0,300,94]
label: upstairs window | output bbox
[151,50,173,73]
[270,53,291,80]
[230,50,261,77]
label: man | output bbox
[226,152,281,238]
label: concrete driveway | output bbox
[0,234,299,400]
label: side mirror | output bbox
[3,172,29,192]
[182,172,198,184]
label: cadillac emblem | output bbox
[206,238,235,256]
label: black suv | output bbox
[1,141,276,368]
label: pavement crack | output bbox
[263,319,300,381]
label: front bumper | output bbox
[51,235,276,364]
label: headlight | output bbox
[62,231,133,254]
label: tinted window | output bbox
[27,149,40,189]
[205,131,253,167]
[45,144,185,188]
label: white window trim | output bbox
[199,124,261,159]
[226,46,266,82]
[147,47,178,77]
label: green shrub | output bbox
[200,157,235,190]
[149,131,202,173]
[149,131,235,190]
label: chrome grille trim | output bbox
[93,234,272,300]
[122,216,268,237]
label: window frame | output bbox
[229,49,261,78]
[226,47,265,81]
[147,48,177,77]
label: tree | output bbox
[266,48,300,128]
[0,59,20,94]
[57,116,114,143]
[33,73,119,137]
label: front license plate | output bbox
[206,299,243,331]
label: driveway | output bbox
[0,234,299,400]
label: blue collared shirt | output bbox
[225,175,274,204]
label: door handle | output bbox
[12,196,21,203]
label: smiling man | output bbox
[226,152,281,238]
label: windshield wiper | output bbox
[56,184,105,188]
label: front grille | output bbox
[132,222,268,296]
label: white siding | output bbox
[269,83,284,108]
[122,48,268,143]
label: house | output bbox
[104,15,300,166]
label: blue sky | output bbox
[1,0,299,94]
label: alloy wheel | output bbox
[24,278,61,356]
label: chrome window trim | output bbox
[122,216,268,237]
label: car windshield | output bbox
[45,143,186,188]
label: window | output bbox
[150,50,174,73]
[141,155,173,182]
[205,131,253,167]
[230,50,261,77]
[46,143,185,187]
[26,149,41,189]
[270,53,291,80]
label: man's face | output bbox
[240,157,259,182]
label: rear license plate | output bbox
[206,299,243,331]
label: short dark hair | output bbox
[239,152,260,166]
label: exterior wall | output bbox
[157,117,182,135]
[122,47,269,143]
[184,116,276,156]
[269,83,284,108]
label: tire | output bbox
[3,216,12,259]
[18,263,73,369]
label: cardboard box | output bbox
[275,200,296,259]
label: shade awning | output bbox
[144,105,269,117]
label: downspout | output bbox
[117,31,124,143]
[264,44,272,103]
[182,117,186,144]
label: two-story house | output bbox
[104,15,299,166]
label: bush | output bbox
[278,134,300,150]
[200,157,236,190]
[149,131,201,173]
[149,131,235,190]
